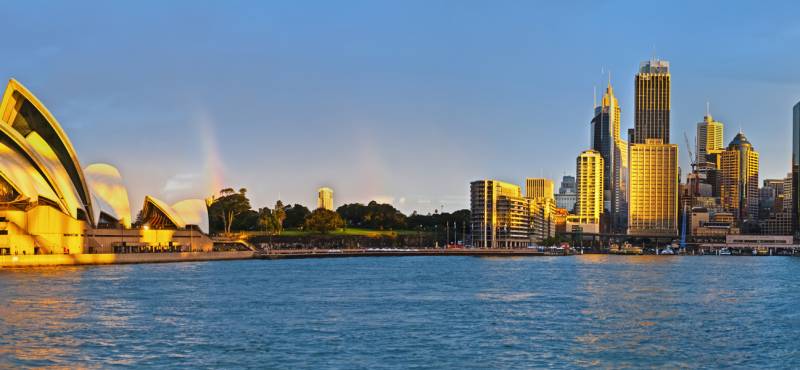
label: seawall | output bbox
[256,248,556,259]
[0,251,255,268]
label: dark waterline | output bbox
[1,256,799,369]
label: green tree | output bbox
[336,201,408,230]
[337,203,368,227]
[273,200,286,235]
[258,207,281,234]
[208,188,252,235]
[284,204,311,228]
[304,208,344,234]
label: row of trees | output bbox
[207,188,469,235]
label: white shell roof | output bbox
[25,132,85,219]
[171,199,209,233]
[144,195,186,229]
[85,163,132,228]
[0,138,59,204]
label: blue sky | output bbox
[2,1,799,214]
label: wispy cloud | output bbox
[162,172,201,196]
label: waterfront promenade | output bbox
[256,248,559,259]
[0,251,255,268]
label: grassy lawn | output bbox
[278,228,428,237]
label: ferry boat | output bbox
[620,242,643,255]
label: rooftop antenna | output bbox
[593,85,597,109]
[706,101,710,117]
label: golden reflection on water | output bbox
[576,254,682,265]
[0,267,94,368]
[571,255,684,367]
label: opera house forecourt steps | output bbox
[0,78,254,267]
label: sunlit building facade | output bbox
[317,187,334,211]
[0,79,212,256]
[633,59,671,144]
[529,196,556,243]
[696,113,724,169]
[720,132,759,223]
[793,101,800,236]
[628,139,679,236]
[525,178,555,243]
[575,150,604,226]
[591,80,628,232]
[470,180,530,248]
[525,178,554,200]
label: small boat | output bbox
[719,248,732,256]
[621,242,643,255]
[660,246,675,255]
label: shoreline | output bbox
[255,248,555,260]
[2,248,795,268]
[0,251,255,268]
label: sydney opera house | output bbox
[0,79,213,256]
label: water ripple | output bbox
[1,256,800,368]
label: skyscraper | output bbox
[575,150,604,225]
[720,132,759,223]
[591,80,628,232]
[628,139,679,236]
[696,112,724,168]
[555,175,577,211]
[558,175,576,194]
[634,59,671,144]
[317,187,334,211]
[793,102,800,236]
[525,178,554,200]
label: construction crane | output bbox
[684,131,696,172]
[681,131,696,253]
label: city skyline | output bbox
[3,1,800,214]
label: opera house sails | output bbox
[0,79,212,255]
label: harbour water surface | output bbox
[1,255,799,368]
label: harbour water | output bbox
[1,255,799,368]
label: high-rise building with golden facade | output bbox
[628,139,679,236]
[591,80,628,232]
[696,111,724,169]
[317,187,334,211]
[634,59,671,144]
[793,101,800,235]
[525,178,554,200]
[575,150,604,225]
[720,132,759,222]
